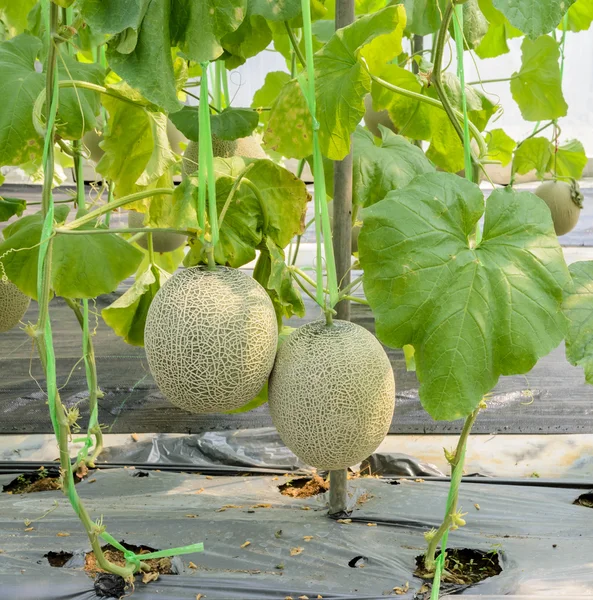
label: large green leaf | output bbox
[169,106,259,142]
[78,0,150,35]
[395,0,447,35]
[0,34,44,166]
[485,128,516,166]
[359,172,570,420]
[171,0,247,63]
[475,0,523,58]
[0,208,143,300]
[264,78,313,159]
[0,197,26,221]
[315,5,406,160]
[352,126,436,207]
[560,0,593,32]
[0,0,37,37]
[250,0,301,20]
[511,35,567,122]
[563,261,593,384]
[185,157,309,267]
[222,14,272,68]
[511,137,553,178]
[106,0,179,113]
[552,140,588,180]
[96,87,176,200]
[492,0,576,38]
[252,71,291,130]
[102,264,170,346]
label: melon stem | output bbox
[205,244,216,271]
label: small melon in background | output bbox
[182,135,266,177]
[363,95,396,138]
[0,279,30,333]
[268,320,395,470]
[535,180,583,236]
[144,266,278,413]
[127,210,187,253]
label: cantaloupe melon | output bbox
[144,266,278,413]
[535,180,583,236]
[182,135,266,177]
[127,210,187,253]
[0,279,30,333]
[268,320,395,470]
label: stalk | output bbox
[423,404,482,573]
[284,22,306,68]
[35,4,138,579]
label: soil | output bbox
[414,548,502,585]
[278,474,329,498]
[2,468,64,494]
[573,492,593,508]
[84,542,174,577]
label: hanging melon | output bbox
[0,279,30,333]
[144,266,278,413]
[535,180,583,236]
[127,210,187,253]
[268,320,395,470]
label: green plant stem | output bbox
[243,179,269,232]
[467,76,514,85]
[218,163,255,226]
[104,181,114,227]
[205,245,216,270]
[284,22,306,68]
[424,405,481,572]
[55,226,194,236]
[369,74,487,156]
[146,232,155,265]
[60,188,174,230]
[64,298,104,468]
[338,273,364,297]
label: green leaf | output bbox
[359,173,570,420]
[55,53,105,140]
[563,261,593,384]
[167,176,201,231]
[185,157,309,267]
[106,0,180,113]
[315,5,407,160]
[512,137,552,177]
[560,0,593,32]
[252,70,291,130]
[475,0,522,58]
[0,0,37,37]
[0,197,26,221]
[492,0,576,38]
[0,34,44,166]
[552,139,588,180]
[485,128,516,166]
[222,14,272,68]
[96,87,176,199]
[250,0,301,20]
[0,209,143,300]
[170,106,259,142]
[352,126,436,207]
[356,0,386,14]
[511,35,568,121]
[77,0,150,35]
[264,78,313,159]
[102,264,170,346]
[396,0,447,35]
[171,0,247,63]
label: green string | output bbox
[198,63,219,246]
[298,0,339,311]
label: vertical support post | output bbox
[329,0,355,518]
[411,35,423,149]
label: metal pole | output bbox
[329,0,355,518]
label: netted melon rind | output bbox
[144,266,278,413]
[0,279,30,333]
[268,320,395,470]
[127,210,186,253]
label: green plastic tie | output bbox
[298,0,339,311]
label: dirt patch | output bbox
[46,551,74,567]
[414,548,502,585]
[574,492,593,508]
[85,542,174,577]
[3,467,64,494]
[279,475,329,498]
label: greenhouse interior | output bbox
[1,0,593,599]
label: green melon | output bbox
[0,279,30,333]
[535,180,583,236]
[127,210,187,253]
[144,266,278,413]
[268,320,395,470]
[182,135,266,177]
